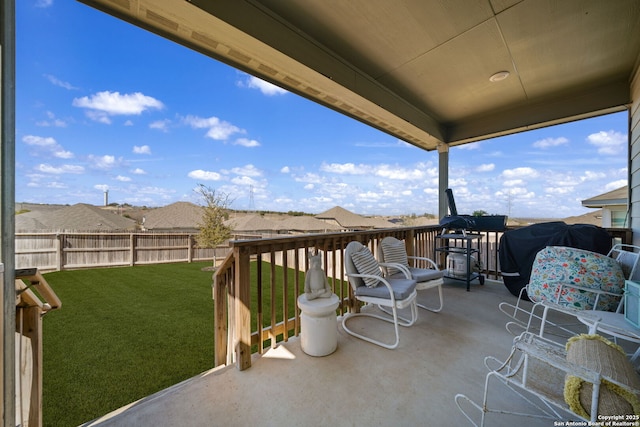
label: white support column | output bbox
[438,143,449,219]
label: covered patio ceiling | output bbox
[79,0,640,151]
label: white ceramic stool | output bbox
[297,293,340,356]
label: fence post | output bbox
[234,246,252,370]
[129,233,135,266]
[188,235,193,263]
[55,234,62,271]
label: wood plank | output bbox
[234,247,252,371]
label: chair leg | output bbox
[378,300,419,326]
[342,311,401,349]
[342,300,418,349]
[418,284,443,312]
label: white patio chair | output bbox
[342,241,418,349]
[499,244,637,337]
[377,236,444,312]
[455,332,640,426]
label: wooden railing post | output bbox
[234,246,252,370]
[405,229,415,259]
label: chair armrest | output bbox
[378,262,412,279]
[407,256,439,270]
[345,272,397,302]
[538,300,603,323]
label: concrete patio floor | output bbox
[82,279,573,427]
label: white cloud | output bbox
[54,149,74,159]
[183,115,242,140]
[545,186,573,194]
[532,137,568,149]
[115,175,131,182]
[321,162,368,175]
[503,179,524,187]
[94,184,109,191]
[234,138,260,147]
[231,176,258,186]
[85,110,112,124]
[587,130,626,155]
[36,111,67,127]
[605,179,628,191]
[476,163,495,172]
[133,145,151,155]
[229,164,262,177]
[304,183,314,190]
[281,166,290,173]
[35,0,53,7]
[44,74,77,90]
[73,91,164,122]
[580,171,606,181]
[46,181,67,189]
[23,135,56,147]
[36,163,84,174]
[23,135,74,159]
[501,167,539,179]
[131,168,146,175]
[241,75,288,96]
[374,164,426,180]
[149,119,170,132]
[188,170,222,181]
[88,154,119,170]
[456,142,481,150]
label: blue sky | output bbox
[15,1,629,218]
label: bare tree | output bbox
[195,184,233,269]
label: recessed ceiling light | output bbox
[489,71,510,82]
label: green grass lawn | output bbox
[42,262,216,427]
[40,260,343,426]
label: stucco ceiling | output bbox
[79,0,640,151]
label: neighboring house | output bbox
[581,186,629,228]
[276,215,342,234]
[224,214,282,238]
[315,206,395,230]
[141,202,204,232]
[16,203,137,232]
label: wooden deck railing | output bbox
[213,225,633,370]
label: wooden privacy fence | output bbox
[15,232,230,271]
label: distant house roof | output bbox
[224,214,280,232]
[143,202,204,230]
[16,203,137,232]
[276,216,342,233]
[562,209,603,226]
[15,212,48,231]
[581,186,628,208]
[315,206,394,229]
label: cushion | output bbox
[381,239,409,276]
[389,267,443,283]
[355,277,416,300]
[350,245,382,288]
[528,246,624,311]
[564,334,640,418]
